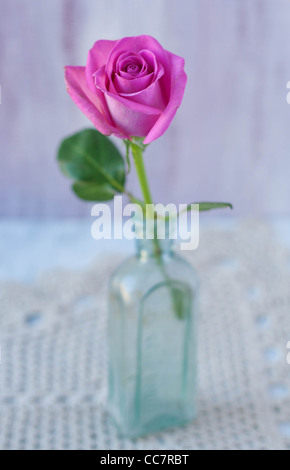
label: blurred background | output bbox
[1,0,290,218]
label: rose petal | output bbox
[108,48,165,107]
[143,52,187,144]
[107,50,147,83]
[115,51,147,78]
[86,39,117,93]
[120,79,166,110]
[94,66,161,136]
[108,35,169,64]
[113,72,154,94]
[118,53,148,79]
[105,93,161,137]
[94,66,161,115]
[107,36,169,82]
[139,50,158,76]
[118,64,166,110]
[117,52,147,77]
[119,68,147,79]
[65,66,127,138]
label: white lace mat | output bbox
[0,220,290,450]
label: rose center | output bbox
[125,63,140,74]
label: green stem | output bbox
[131,144,153,206]
[130,141,184,320]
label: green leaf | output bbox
[124,140,131,174]
[186,202,233,212]
[72,181,116,201]
[171,287,186,320]
[57,129,126,200]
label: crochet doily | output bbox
[0,220,289,450]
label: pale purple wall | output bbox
[1,0,290,217]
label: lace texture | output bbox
[0,220,289,450]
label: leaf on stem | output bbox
[57,129,126,201]
[72,181,117,201]
[124,140,131,174]
[185,202,233,212]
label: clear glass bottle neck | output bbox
[136,237,174,259]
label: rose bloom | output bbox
[65,35,187,144]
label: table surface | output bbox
[1,216,290,283]
[1,216,290,449]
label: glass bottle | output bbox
[108,229,199,438]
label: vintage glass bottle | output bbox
[108,230,199,437]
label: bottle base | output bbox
[109,405,197,439]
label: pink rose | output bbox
[65,35,187,144]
